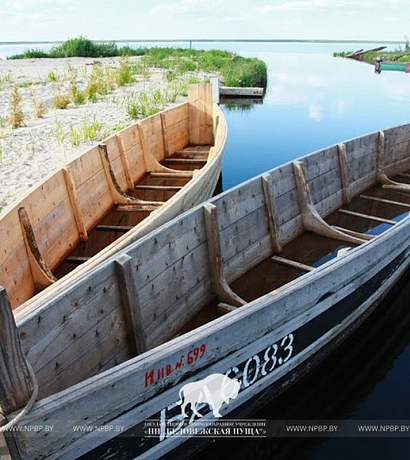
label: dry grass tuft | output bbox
[8,86,24,128]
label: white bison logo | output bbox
[177,373,241,418]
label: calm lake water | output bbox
[2,40,410,459]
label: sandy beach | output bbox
[0,56,198,210]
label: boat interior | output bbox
[232,177,410,300]
[179,172,410,334]
[54,145,212,278]
[180,132,410,333]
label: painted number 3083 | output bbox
[242,333,295,388]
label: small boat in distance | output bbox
[345,45,386,61]
[3,122,410,459]
[375,57,410,73]
[0,82,226,310]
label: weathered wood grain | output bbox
[210,178,266,231]
[204,203,246,306]
[220,205,270,265]
[338,143,352,204]
[38,305,130,398]
[115,133,134,189]
[0,287,34,415]
[293,161,365,245]
[18,207,57,291]
[302,145,339,181]
[0,84,225,316]
[384,123,410,151]
[10,213,410,459]
[115,254,147,355]
[5,118,410,459]
[139,115,165,162]
[272,255,314,272]
[18,264,127,397]
[63,166,88,241]
[160,112,170,157]
[103,134,129,192]
[0,244,35,307]
[145,278,213,349]
[138,241,210,329]
[189,83,213,145]
[262,173,282,253]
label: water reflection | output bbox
[220,43,410,190]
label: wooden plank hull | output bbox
[0,83,226,310]
[74,240,409,460]
[4,122,410,459]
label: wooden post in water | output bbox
[211,77,220,104]
[0,286,34,417]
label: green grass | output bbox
[0,71,13,90]
[53,92,70,109]
[116,56,135,86]
[29,86,47,118]
[141,47,267,88]
[58,66,85,105]
[53,118,65,145]
[47,71,58,83]
[9,37,130,60]
[50,37,118,58]
[364,51,410,64]
[9,48,49,59]
[66,116,105,148]
[85,65,109,101]
[8,37,268,89]
[81,116,104,142]
[127,90,164,119]
[125,76,202,121]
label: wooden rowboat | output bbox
[3,123,410,458]
[0,82,226,310]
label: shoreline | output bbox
[0,56,197,211]
[0,39,405,45]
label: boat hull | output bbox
[3,122,410,459]
[375,60,410,73]
[0,83,226,310]
[82,224,410,459]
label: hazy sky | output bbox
[1,0,410,43]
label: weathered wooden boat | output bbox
[0,83,226,311]
[345,46,386,61]
[375,58,410,73]
[3,123,410,459]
